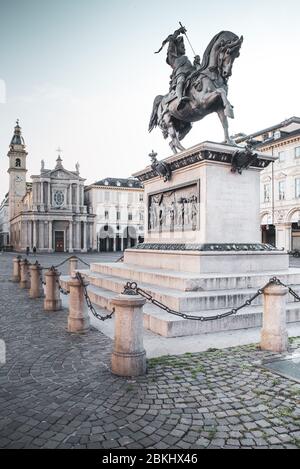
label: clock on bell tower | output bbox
[7,120,28,220]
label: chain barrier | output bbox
[273,277,300,302]
[74,256,90,267]
[76,272,114,321]
[37,255,89,271]
[115,255,124,263]
[121,276,300,322]
[38,263,46,286]
[56,277,70,296]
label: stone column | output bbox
[20,259,30,289]
[12,256,21,282]
[29,262,43,298]
[48,183,51,208]
[285,223,292,252]
[77,184,80,210]
[89,223,94,251]
[40,182,44,206]
[69,222,73,252]
[261,283,288,353]
[40,222,44,250]
[121,237,124,252]
[48,221,53,252]
[83,222,87,252]
[76,222,81,250]
[69,257,78,276]
[113,236,116,252]
[33,221,37,250]
[67,277,90,333]
[111,293,146,376]
[44,268,62,311]
[68,184,73,210]
[28,221,32,250]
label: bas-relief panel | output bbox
[148,181,200,232]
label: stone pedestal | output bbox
[29,263,43,299]
[69,257,78,277]
[128,141,287,274]
[20,259,30,289]
[67,277,90,333]
[111,294,147,377]
[261,284,288,352]
[44,268,62,311]
[12,257,21,282]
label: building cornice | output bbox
[260,135,300,152]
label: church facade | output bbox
[7,121,96,253]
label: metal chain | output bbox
[39,255,90,270]
[75,257,90,267]
[115,255,124,263]
[271,277,300,302]
[39,268,46,286]
[76,272,114,321]
[56,277,69,296]
[122,277,286,322]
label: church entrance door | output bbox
[55,231,64,252]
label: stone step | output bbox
[142,302,300,337]
[59,276,300,337]
[78,269,300,312]
[90,262,300,292]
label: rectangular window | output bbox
[278,151,285,162]
[279,181,285,200]
[104,191,110,202]
[295,147,300,158]
[128,212,132,221]
[105,210,109,220]
[139,193,144,202]
[116,211,120,220]
[128,192,133,204]
[295,178,300,198]
[263,184,270,203]
[139,212,144,222]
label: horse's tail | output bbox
[148,95,163,133]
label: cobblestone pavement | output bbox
[0,253,300,449]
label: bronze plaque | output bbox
[148,181,200,232]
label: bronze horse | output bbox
[149,31,243,153]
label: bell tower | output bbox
[7,120,28,221]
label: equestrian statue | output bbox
[149,25,243,153]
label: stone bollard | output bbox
[19,259,30,289]
[29,262,44,299]
[67,276,90,333]
[261,283,288,353]
[111,292,146,377]
[12,256,22,282]
[69,256,78,277]
[44,267,62,311]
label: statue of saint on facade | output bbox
[149,26,243,153]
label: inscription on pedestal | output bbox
[148,181,200,232]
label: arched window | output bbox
[15,158,21,167]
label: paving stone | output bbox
[0,253,300,449]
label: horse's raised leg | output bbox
[217,108,236,145]
[166,119,185,154]
[169,140,178,154]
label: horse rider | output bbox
[155,26,195,111]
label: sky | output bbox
[0,0,300,200]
